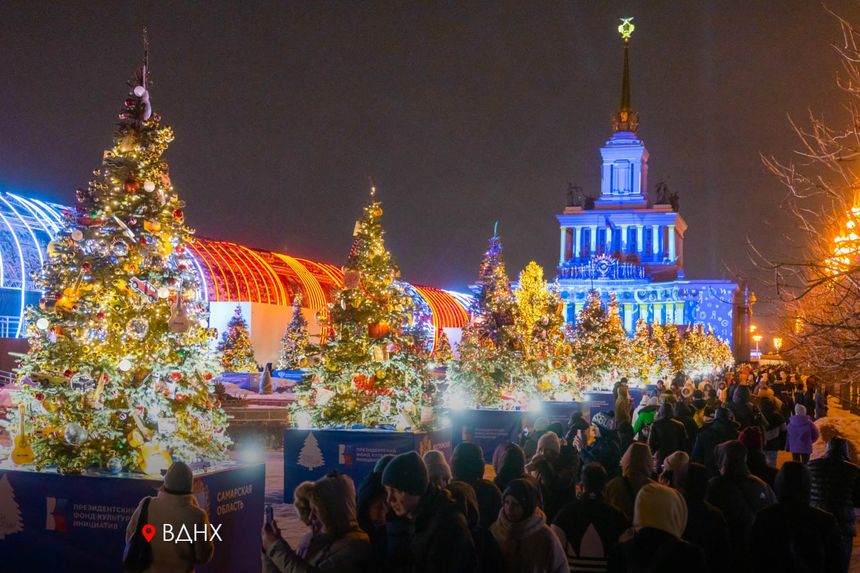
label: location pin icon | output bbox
[142,524,156,542]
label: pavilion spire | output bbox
[612,18,639,134]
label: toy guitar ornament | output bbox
[11,403,35,465]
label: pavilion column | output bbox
[621,225,629,253]
[590,225,598,254]
[623,303,634,331]
[574,226,581,259]
[559,227,567,265]
[636,224,644,255]
[652,226,660,256]
[668,224,676,261]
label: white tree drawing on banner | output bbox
[297,432,325,470]
[0,475,23,539]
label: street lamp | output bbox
[750,325,757,334]
[773,337,783,354]
[752,334,763,354]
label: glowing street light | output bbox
[752,334,763,354]
[773,337,783,353]
[750,324,757,333]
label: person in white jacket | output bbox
[126,462,214,573]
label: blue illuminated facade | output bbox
[556,31,736,344]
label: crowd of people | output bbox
[128,366,860,572]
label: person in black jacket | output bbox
[681,463,730,573]
[608,482,705,573]
[382,451,478,573]
[648,403,688,472]
[691,407,739,478]
[552,462,629,572]
[451,442,502,529]
[808,436,860,572]
[705,440,776,573]
[447,481,504,573]
[580,411,623,480]
[759,397,787,466]
[749,461,843,573]
[357,455,395,569]
[673,402,698,453]
[738,426,777,487]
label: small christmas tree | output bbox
[625,319,655,384]
[277,294,310,370]
[664,324,685,375]
[297,432,325,470]
[449,226,525,408]
[0,475,22,539]
[294,187,434,427]
[8,43,228,474]
[570,291,628,388]
[431,330,455,364]
[217,305,257,373]
[649,323,673,381]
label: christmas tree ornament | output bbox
[343,269,361,289]
[169,371,182,382]
[35,318,50,330]
[144,220,161,232]
[71,230,84,242]
[143,180,156,192]
[124,179,140,193]
[111,240,129,257]
[107,457,123,474]
[63,423,86,446]
[138,443,172,476]
[118,359,133,372]
[168,295,190,333]
[126,318,149,339]
[368,321,390,339]
[157,286,170,299]
[11,403,35,465]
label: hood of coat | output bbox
[633,482,688,538]
[717,440,750,478]
[622,442,653,478]
[492,506,547,541]
[309,472,360,536]
[788,414,814,428]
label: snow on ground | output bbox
[814,397,860,464]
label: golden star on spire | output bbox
[618,17,635,42]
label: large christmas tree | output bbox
[217,305,257,373]
[9,49,228,474]
[294,187,433,428]
[277,293,310,370]
[449,227,524,408]
[514,262,576,399]
[570,291,629,388]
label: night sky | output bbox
[1,2,857,324]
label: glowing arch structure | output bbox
[0,192,471,348]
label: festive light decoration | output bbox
[293,187,437,428]
[277,293,310,370]
[217,305,257,372]
[6,48,228,473]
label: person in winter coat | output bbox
[382,451,477,573]
[357,455,394,570]
[423,450,451,489]
[648,404,688,472]
[293,481,316,528]
[680,463,729,573]
[494,442,529,493]
[673,402,698,453]
[126,462,214,573]
[691,407,739,478]
[815,385,829,419]
[490,479,567,573]
[580,412,623,480]
[447,481,505,573]
[738,426,777,487]
[262,471,371,573]
[748,461,843,573]
[608,482,705,573]
[615,385,632,427]
[552,462,629,573]
[523,417,551,459]
[631,397,658,441]
[564,410,590,448]
[605,442,654,523]
[728,385,756,428]
[527,432,576,523]
[759,397,786,466]
[809,436,860,572]
[786,404,820,463]
[451,442,502,529]
[705,440,776,572]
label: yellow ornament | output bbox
[128,429,145,448]
[371,206,383,217]
[143,220,162,232]
[138,443,172,476]
[375,369,386,379]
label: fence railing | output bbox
[0,370,15,387]
[836,381,860,415]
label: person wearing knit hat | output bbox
[451,442,503,529]
[660,450,690,490]
[126,462,215,571]
[381,451,478,572]
[522,416,551,459]
[263,472,371,573]
[490,479,567,573]
[610,483,705,571]
[787,402,820,464]
[422,449,452,489]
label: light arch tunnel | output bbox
[0,192,471,364]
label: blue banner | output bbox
[449,409,524,463]
[283,428,453,503]
[271,369,307,381]
[0,463,265,573]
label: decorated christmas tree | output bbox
[431,330,455,365]
[570,291,628,388]
[625,319,655,384]
[277,293,310,370]
[0,475,22,539]
[293,187,434,428]
[649,323,673,381]
[217,305,257,373]
[664,324,685,376]
[8,46,228,474]
[514,262,576,399]
[449,226,524,408]
[681,324,710,374]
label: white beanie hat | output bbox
[795,404,807,416]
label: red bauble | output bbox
[169,371,182,382]
[138,237,147,245]
[203,372,213,381]
[175,393,186,401]
[368,321,391,339]
[82,262,92,272]
[124,179,140,193]
[172,209,184,220]
[35,392,44,401]
[63,369,73,378]
[176,244,186,254]
[96,312,105,320]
